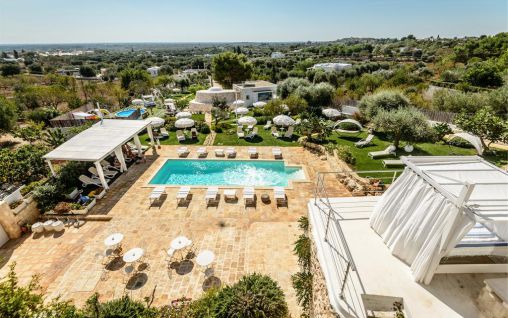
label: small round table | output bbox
[104,233,124,247]
[261,194,270,203]
[171,236,190,251]
[123,247,144,263]
[196,250,215,268]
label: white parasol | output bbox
[176,111,192,119]
[132,99,144,106]
[174,118,195,128]
[234,107,249,115]
[237,116,257,126]
[232,100,245,108]
[322,108,341,118]
[273,115,296,127]
[145,117,165,128]
[253,101,267,108]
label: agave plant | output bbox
[43,128,66,148]
[291,271,313,315]
[293,234,311,271]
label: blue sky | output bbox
[0,0,506,43]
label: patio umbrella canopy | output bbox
[253,101,267,108]
[145,117,165,128]
[232,100,245,108]
[132,99,144,106]
[273,115,296,127]
[322,108,341,118]
[176,111,192,119]
[234,107,249,115]
[174,118,195,129]
[237,116,257,126]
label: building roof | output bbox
[234,80,276,88]
[43,119,150,162]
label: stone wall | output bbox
[0,196,40,239]
[310,225,341,318]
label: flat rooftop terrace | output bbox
[308,196,507,318]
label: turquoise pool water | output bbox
[149,159,304,187]
[115,108,147,118]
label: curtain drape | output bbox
[370,169,475,284]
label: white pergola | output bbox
[43,119,155,190]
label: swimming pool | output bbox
[115,108,147,118]
[149,159,305,187]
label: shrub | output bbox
[32,183,62,212]
[358,90,411,119]
[164,117,177,132]
[278,77,311,98]
[336,145,356,164]
[0,144,49,185]
[432,122,453,141]
[447,137,475,148]
[24,107,60,124]
[199,125,210,134]
[215,273,288,318]
[84,294,157,318]
[252,107,264,117]
[57,162,89,192]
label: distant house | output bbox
[57,67,80,77]
[233,80,277,107]
[182,68,207,75]
[147,66,161,77]
[271,52,285,59]
[311,63,352,72]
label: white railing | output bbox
[313,170,403,316]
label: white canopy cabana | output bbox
[175,118,195,129]
[273,115,296,127]
[450,132,484,155]
[323,108,341,118]
[237,116,257,126]
[176,111,192,119]
[234,107,249,115]
[370,156,508,284]
[43,120,155,190]
[333,119,363,133]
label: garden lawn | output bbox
[138,131,206,146]
[326,131,477,172]
[213,124,300,147]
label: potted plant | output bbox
[70,203,85,214]
[9,199,27,214]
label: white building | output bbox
[311,62,352,72]
[146,66,161,77]
[271,52,285,59]
[233,80,277,107]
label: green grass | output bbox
[326,131,477,172]
[213,124,300,147]
[138,132,206,146]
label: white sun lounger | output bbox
[271,126,280,138]
[79,175,110,187]
[100,160,120,172]
[176,130,186,142]
[197,147,208,158]
[243,187,255,207]
[284,126,294,139]
[160,128,169,138]
[368,145,397,159]
[272,147,282,159]
[237,126,245,138]
[177,147,189,157]
[176,186,191,204]
[248,147,258,158]
[226,147,236,158]
[149,186,166,206]
[355,134,374,148]
[89,167,117,179]
[224,189,237,201]
[264,121,272,130]
[215,148,225,157]
[205,187,219,207]
[382,159,405,167]
[246,127,258,140]
[274,187,287,207]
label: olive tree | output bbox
[359,90,411,119]
[211,52,252,89]
[454,107,507,149]
[0,96,17,135]
[371,107,430,148]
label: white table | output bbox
[123,247,144,263]
[171,236,190,250]
[104,233,124,247]
[196,250,215,267]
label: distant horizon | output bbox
[1,0,506,45]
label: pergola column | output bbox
[147,125,155,146]
[133,135,143,157]
[114,146,128,172]
[94,161,109,190]
[46,160,56,177]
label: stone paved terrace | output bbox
[0,146,350,316]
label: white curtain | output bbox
[370,169,475,284]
